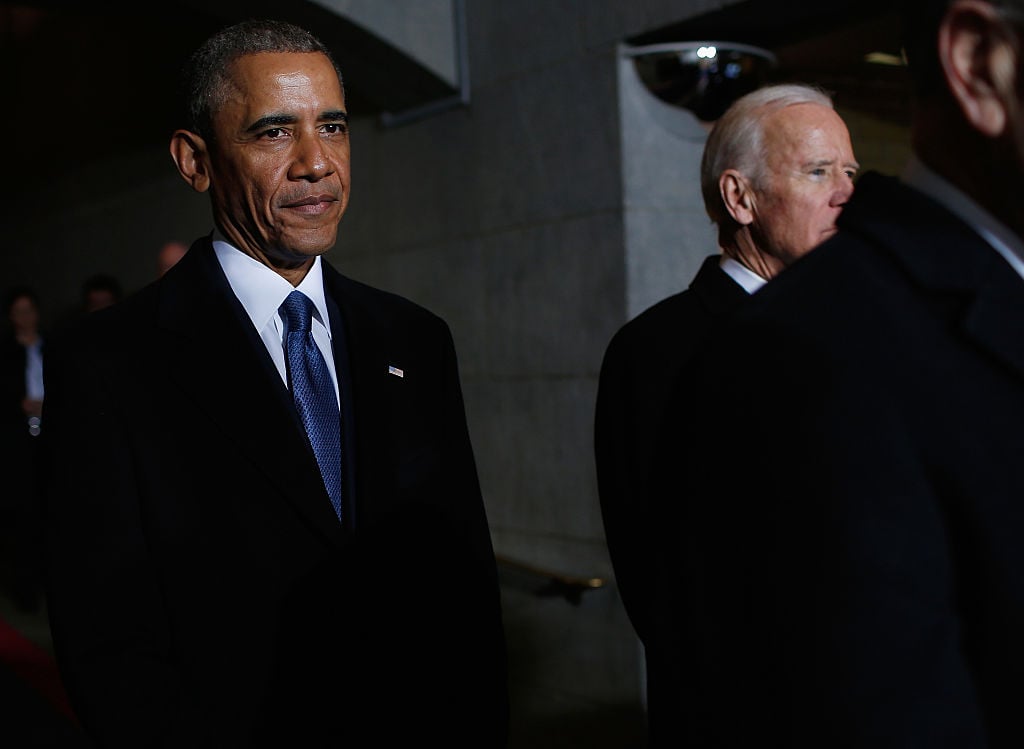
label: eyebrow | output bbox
[245,110,349,134]
[803,158,861,170]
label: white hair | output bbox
[700,83,834,225]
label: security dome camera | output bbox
[624,41,777,122]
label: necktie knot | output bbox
[281,290,314,335]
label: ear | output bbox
[169,129,211,193]
[720,169,756,226]
[939,0,1019,137]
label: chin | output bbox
[288,229,339,255]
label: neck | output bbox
[721,230,782,281]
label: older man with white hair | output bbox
[595,81,858,748]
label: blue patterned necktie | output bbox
[280,290,343,522]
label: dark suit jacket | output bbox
[594,254,749,745]
[0,333,37,443]
[41,237,508,748]
[0,333,44,499]
[660,172,1024,747]
[0,333,45,580]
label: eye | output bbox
[845,169,857,179]
[263,128,288,140]
[321,123,348,136]
[810,168,827,177]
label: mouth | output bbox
[284,194,337,209]
[280,193,342,219]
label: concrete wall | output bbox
[313,0,459,85]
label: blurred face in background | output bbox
[158,241,189,276]
[8,294,39,336]
[85,289,117,313]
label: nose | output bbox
[831,173,855,207]
[289,135,334,182]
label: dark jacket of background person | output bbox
[0,302,41,445]
[593,254,748,740]
[653,0,1024,744]
[660,169,1024,747]
[0,286,45,611]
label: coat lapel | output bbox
[690,254,751,316]
[156,238,347,547]
[322,265,399,529]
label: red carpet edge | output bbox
[0,614,79,725]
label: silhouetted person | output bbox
[0,285,46,612]
[658,0,1024,745]
[80,273,122,313]
[156,240,188,277]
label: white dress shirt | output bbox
[719,255,767,294]
[25,339,44,400]
[212,234,340,406]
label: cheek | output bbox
[789,189,828,224]
[333,152,352,185]
[214,162,258,205]
[762,197,800,238]
[233,154,281,196]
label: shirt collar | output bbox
[719,255,765,294]
[211,230,332,338]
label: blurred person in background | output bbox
[0,285,46,612]
[156,239,189,277]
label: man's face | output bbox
[204,51,351,269]
[85,290,116,313]
[9,296,38,331]
[748,103,858,265]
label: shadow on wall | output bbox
[510,704,648,749]
[498,557,647,749]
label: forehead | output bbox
[762,103,850,152]
[222,51,345,111]
[10,296,35,310]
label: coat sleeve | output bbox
[40,326,205,747]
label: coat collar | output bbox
[842,172,1024,380]
[691,253,752,317]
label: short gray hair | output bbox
[180,18,345,140]
[700,83,834,225]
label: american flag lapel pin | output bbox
[388,364,404,378]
